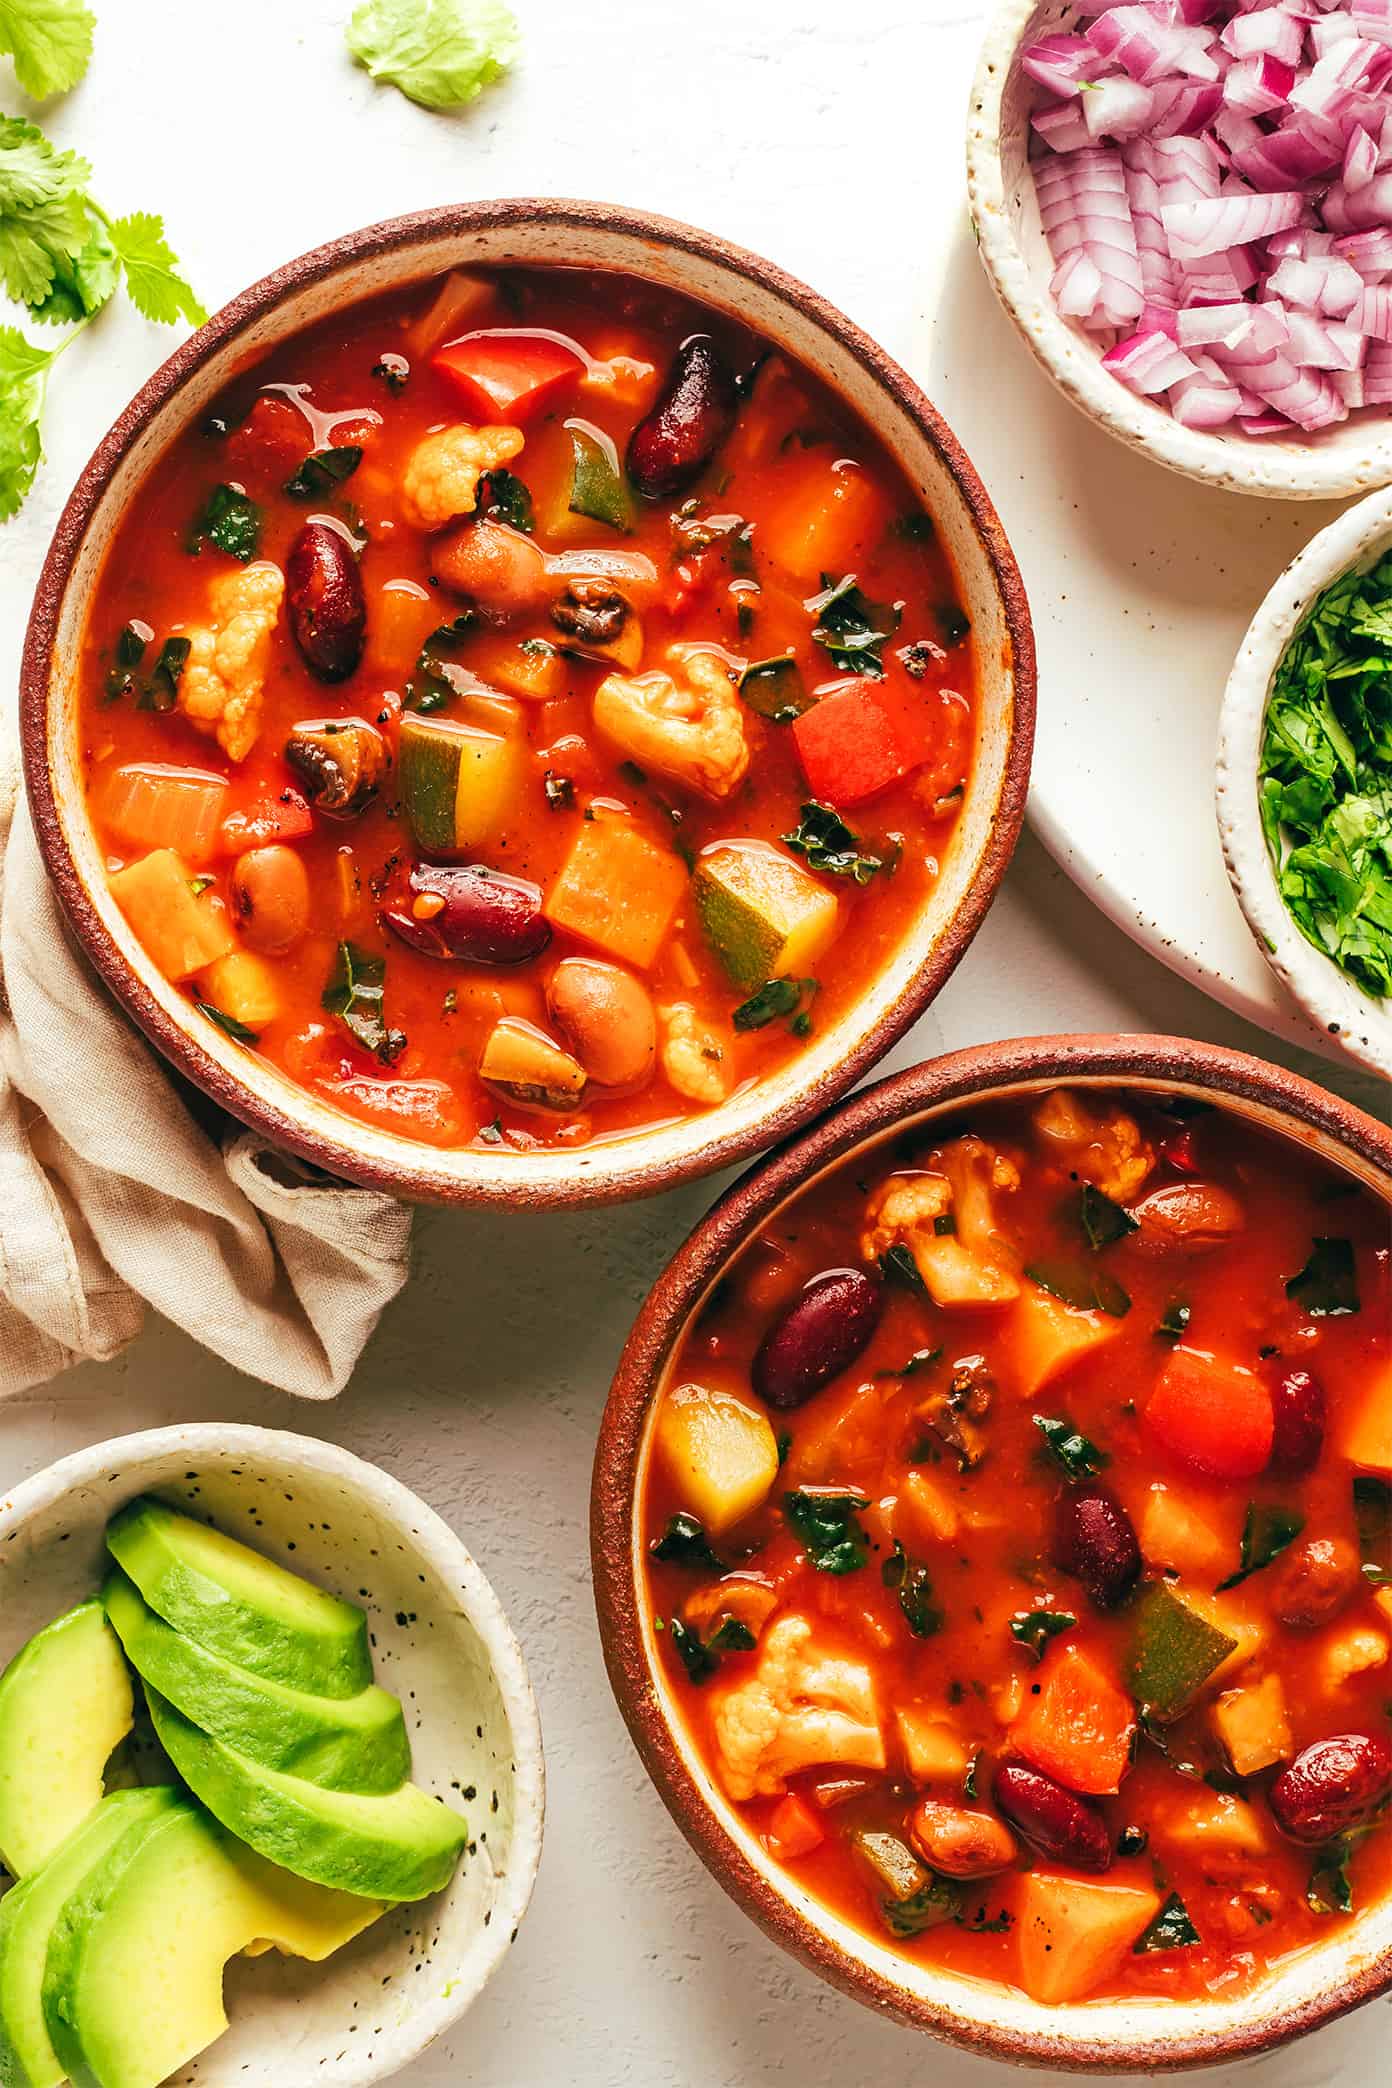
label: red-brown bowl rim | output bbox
[18,197,1036,1209]
[591,1032,1392,2069]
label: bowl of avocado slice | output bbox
[0,1425,545,2088]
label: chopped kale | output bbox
[321,942,406,1064]
[806,572,901,678]
[650,1513,723,1573]
[783,1489,871,1575]
[187,483,261,563]
[194,1001,259,1045]
[1134,1892,1200,1953]
[283,445,363,501]
[782,800,884,884]
[1010,1608,1077,1661]
[1025,1257,1131,1318]
[1033,1414,1109,1480]
[1079,1182,1139,1251]
[1216,1503,1305,1591]
[476,466,534,533]
[882,1541,944,1638]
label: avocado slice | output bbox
[106,1498,371,1701]
[1127,1583,1239,1721]
[693,843,839,992]
[0,1601,134,1879]
[41,1798,383,2088]
[0,1789,177,2088]
[147,1688,466,1903]
[102,1570,410,1796]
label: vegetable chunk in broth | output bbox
[82,267,977,1153]
[643,1090,1392,2005]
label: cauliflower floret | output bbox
[593,648,750,801]
[659,1002,732,1105]
[401,422,525,532]
[860,1136,1022,1308]
[1033,1088,1155,1203]
[178,561,284,764]
[711,1614,885,1801]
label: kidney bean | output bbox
[994,1762,1113,1873]
[1269,1733,1392,1846]
[1055,1485,1142,1611]
[627,335,738,498]
[230,845,309,956]
[751,1268,882,1411]
[908,1800,1017,1880]
[1268,1367,1326,1477]
[1271,1536,1361,1630]
[381,864,550,964]
[286,521,366,682]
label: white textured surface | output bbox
[0,2,1389,2085]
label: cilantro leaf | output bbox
[346,0,519,110]
[783,1489,870,1575]
[782,800,884,883]
[882,1541,944,1638]
[1010,1608,1076,1660]
[0,323,51,520]
[0,0,95,101]
[29,215,116,324]
[322,942,406,1063]
[107,210,206,325]
[1216,1503,1304,1591]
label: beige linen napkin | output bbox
[0,737,412,1398]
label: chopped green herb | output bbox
[193,1001,258,1045]
[1025,1258,1131,1318]
[874,1346,942,1382]
[321,942,406,1064]
[776,1431,792,1468]
[650,1512,724,1573]
[738,654,812,721]
[372,353,409,393]
[405,614,475,712]
[668,1614,753,1685]
[964,1750,982,1801]
[1010,1608,1076,1661]
[477,465,534,533]
[879,1244,925,1294]
[188,483,261,563]
[1079,1182,1139,1251]
[187,875,213,897]
[882,1541,944,1638]
[806,573,901,677]
[782,800,884,884]
[783,1489,871,1576]
[1135,1892,1200,1953]
[135,636,191,712]
[1033,1414,1109,1480]
[878,1874,961,1937]
[1156,1299,1192,1343]
[346,0,519,109]
[1285,1237,1360,1317]
[283,445,364,501]
[733,977,814,1031]
[1216,1503,1304,1591]
[1307,1831,1371,1915]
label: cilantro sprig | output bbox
[0,0,95,103]
[0,113,204,521]
[346,0,519,111]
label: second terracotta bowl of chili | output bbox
[21,199,1033,1208]
[591,1034,1392,2068]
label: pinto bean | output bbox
[546,958,655,1090]
[380,864,549,964]
[994,1762,1113,1873]
[908,1801,1018,1879]
[1270,1535,1360,1629]
[627,335,738,497]
[431,516,550,620]
[1268,1367,1327,1477]
[1132,1179,1245,1252]
[285,521,366,682]
[1055,1485,1142,1611]
[751,1268,883,1411]
[230,845,309,956]
[1269,1733,1392,1846]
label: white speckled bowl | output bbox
[1218,487,1392,1076]
[0,1426,545,2087]
[966,0,1392,499]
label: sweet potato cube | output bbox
[197,951,280,1032]
[1005,1285,1124,1399]
[1140,1485,1227,1581]
[109,850,235,981]
[1016,1875,1161,2005]
[1341,1357,1392,1474]
[758,455,888,585]
[1011,1644,1136,1796]
[1212,1675,1291,1776]
[896,1706,969,1784]
[655,1381,779,1536]
[895,1469,961,1548]
[545,818,688,970]
[1163,1789,1269,1858]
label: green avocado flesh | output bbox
[0,1790,177,2088]
[147,1690,467,1904]
[102,1570,409,1796]
[106,1498,372,1701]
[0,1602,134,1880]
[40,1798,382,2088]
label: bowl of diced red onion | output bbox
[967,0,1392,495]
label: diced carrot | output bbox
[1146,1348,1274,1479]
[433,330,583,422]
[1011,1644,1137,1796]
[792,683,906,806]
[217,789,314,858]
[102,764,228,866]
[764,1794,825,1861]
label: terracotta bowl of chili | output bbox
[20,200,1034,1208]
[591,1033,1392,2069]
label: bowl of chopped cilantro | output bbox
[1219,489,1392,1077]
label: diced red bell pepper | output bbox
[792,682,906,807]
[1146,1348,1274,1479]
[764,1794,825,1862]
[432,330,583,422]
[217,788,314,858]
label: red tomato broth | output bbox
[642,1090,1392,2005]
[80,267,977,1153]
